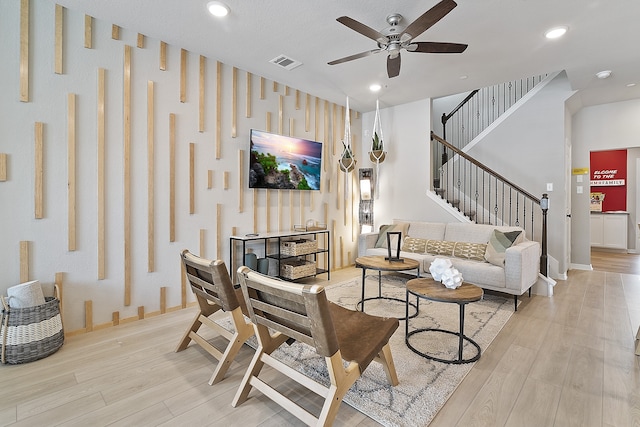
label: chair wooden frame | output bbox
[176,250,254,385]
[233,266,399,426]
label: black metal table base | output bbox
[356,297,418,321]
[405,328,481,364]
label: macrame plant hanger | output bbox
[370,99,386,198]
[338,97,356,199]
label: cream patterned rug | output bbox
[225,274,515,426]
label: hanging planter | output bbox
[369,99,386,198]
[369,131,386,163]
[338,97,356,174]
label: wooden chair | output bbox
[175,250,254,385]
[232,266,399,426]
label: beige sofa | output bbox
[357,219,541,310]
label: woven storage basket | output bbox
[280,239,317,256]
[1,292,64,365]
[280,259,316,280]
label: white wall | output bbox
[572,99,640,266]
[0,1,361,331]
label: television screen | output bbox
[249,129,322,190]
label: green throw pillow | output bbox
[484,230,523,266]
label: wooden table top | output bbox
[406,277,483,304]
[355,255,420,272]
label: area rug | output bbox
[223,273,515,426]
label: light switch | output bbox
[576,175,583,183]
[577,186,583,194]
[546,183,553,191]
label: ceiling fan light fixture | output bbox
[545,26,567,39]
[207,1,230,17]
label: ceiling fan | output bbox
[327,0,468,78]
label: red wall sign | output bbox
[590,149,627,212]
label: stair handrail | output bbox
[431,132,541,204]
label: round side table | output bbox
[405,277,483,364]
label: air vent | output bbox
[269,55,302,71]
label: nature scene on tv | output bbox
[249,129,322,190]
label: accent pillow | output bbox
[484,230,523,266]
[401,236,428,253]
[426,239,456,256]
[374,223,409,249]
[453,242,488,262]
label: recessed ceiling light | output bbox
[596,70,612,79]
[545,26,568,39]
[369,83,382,92]
[207,1,230,17]
[626,83,636,87]
[459,75,468,80]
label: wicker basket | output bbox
[280,259,317,280]
[1,292,64,365]
[280,239,318,256]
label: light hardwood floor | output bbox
[1,262,639,426]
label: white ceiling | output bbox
[56,0,640,113]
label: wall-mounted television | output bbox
[249,129,322,190]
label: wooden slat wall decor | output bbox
[324,101,330,155]
[223,171,229,189]
[34,121,43,219]
[97,68,105,279]
[84,15,92,48]
[68,93,76,251]
[0,154,7,181]
[160,287,167,314]
[180,49,187,103]
[137,306,144,320]
[20,0,29,102]
[238,150,244,213]
[290,190,294,230]
[305,94,310,132]
[216,204,222,259]
[199,229,205,257]
[111,24,120,40]
[333,103,338,155]
[278,95,283,135]
[147,81,155,272]
[246,72,252,118]
[55,272,64,318]
[85,301,93,332]
[180,260,186,308]
[207,170,213,189]
[315,97,320,145]
[159,41,167,70]
[278,191,283,232]
[273,81,278,92]
[123,45,132,307]
[289,118,294,138]
[189,143,195,214]
[137,33,144,48]
[295,89,300,110]
[285,86,290,96]
[260,77,265,99]
[112,311,119,326]
[54,4,63,74]
[169,113,176,242]
[199,55,205,132]
[232,67,237,137]
[20,241,29,282]
[253,190,258,233]
[215,61,221,159]
[331,220,336,272]
[265,112,271,132]
[266,191,271,233]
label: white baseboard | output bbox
[570,263,593,271]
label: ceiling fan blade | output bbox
[387,54,401,78]
[328,49,382,65]
[402,0,457,40]
[407,41,468,53]
[336,16,388,44]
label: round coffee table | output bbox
[405,277,483,364]
[355,255,420,320]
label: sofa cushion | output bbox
[397,221,446,241]
[444,223,496,243]
[426,239,456,256]
[374,223,409,249]
[401,236,427,253]
[453,242,488,262]
[485,229,523,266]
